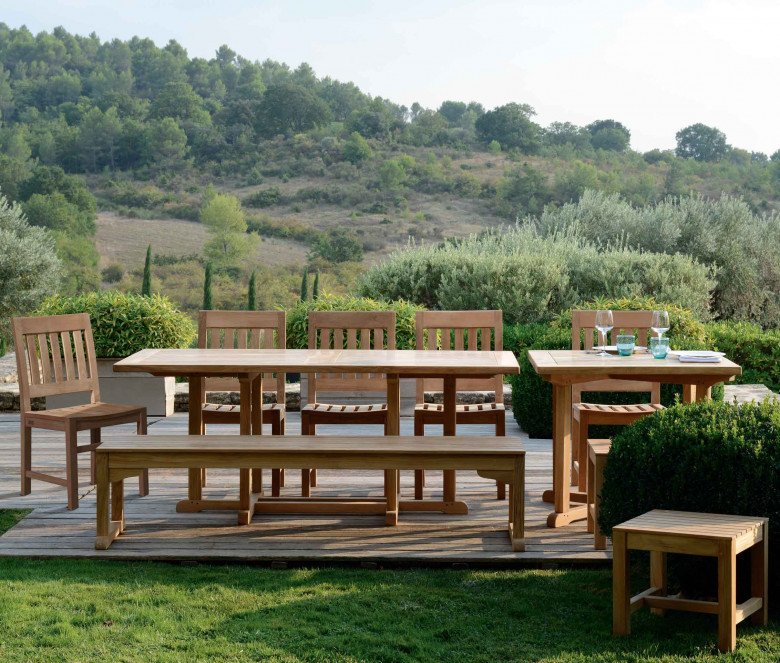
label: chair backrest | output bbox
[12,313,100,413]
[415,310,503,404]
[198,310,286,404]
[307,310,395,403]
[571,309,660,403]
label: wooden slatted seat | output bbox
[571,310,665,492]
[198,310,287,495]
[12,313,148,510]
[301,311,394,496]
[95,434,526,553]
[613,510,768,653]
[414,310,507,500]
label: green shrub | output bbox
[35,291,196,358]
[706,321,780,392]
[508,300,722,438]
[599,400,780,597]
[101,263,124,283]
[243,187,281,208]
[357,225,712,323]
[285,294,424,350]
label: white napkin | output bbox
[678,354,722,363]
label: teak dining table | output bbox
[527,350,742,528]
[114,348,520,524]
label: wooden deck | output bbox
[0,413,611,565]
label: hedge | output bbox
[598,400,780,597]
[35,292,196,358]
[707,321,780,392]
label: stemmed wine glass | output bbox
[650,310,670,340]
[595,310,613,357]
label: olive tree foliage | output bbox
[0,193,62,340]
[586,119,630,152]
[475,103,541,153]
[533,189,780,327]
[675,123,729,162]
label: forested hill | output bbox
[2,23,780,309]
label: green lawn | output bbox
[0,509,776,662]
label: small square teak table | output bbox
[612,510,768,653]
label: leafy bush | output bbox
[285,294,424,351]
[101,263,124,283]
[243,187,281,208]
[706,321,780,391]
[35,291,196,358]
[599,400,780,597]
[357,226,713,324]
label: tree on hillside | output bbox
[300,266,309,302]
[675,123,729,162]
[246,270,256,310]
[256,83,332,136]
[141,244,152,296]
[438,101,467,124]
[310,228,363,264]
[78,106,122,171]
[149,81,209,124]
[0,193,61,341]
[475,103,541,153]
[343,132,372,164]
[202,262,213,310]
[142,117,189,171]
[543,122,591,150]
[587,119,630,152]
[200,193,252,267]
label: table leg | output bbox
[385,466,398,525]
[683,384,697,403]
[547,382,587,528]
[251,373,263,494]
[238,375,258,525]
[386,374,400,435]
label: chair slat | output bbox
[360,328,371,350]
[334,328,343,350]
[25,335,41,385]
[372,328,382,349]
[346,328,357,349]
[236,329,247,349]
[209,329,220,349]
[481,327,491,350]
[442,328,451,350]
[37,334,51,383]
[454,329,464,351]
[263,329,274,349]
[467,328,477,351]
[250,328,261,349]
[72,329,88,380]
[60,331,75,381]
[223,328,235,349]
[49,333,63,382]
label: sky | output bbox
[4,0,779,153]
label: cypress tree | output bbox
[247,271,256,310]
[312,271,320,300]
[203,262,213,310]
[141,244,152,296]
[300,266,309,302]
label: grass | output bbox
[0,509,777,662]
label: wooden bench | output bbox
[95,435,525,552]
[613,510,769,653]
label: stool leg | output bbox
[586,449,595,535]
[496,414,506,500]
[717,539,737,653]
[413,413,424,500]
[750,523,768,626]
[612,530,630,636]
[593,454,606,550]
[650,551,667,616]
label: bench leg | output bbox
[717,539,737,653]
[751,523,769,626]
[137,412,149,497]
[21,425,31,495]
[650,551,667,616]
[593,454,606,550]
[95,453,121,550]
[613,530,630,636]
[508,455,525,551]
[112,477,124,533]
[385,469,398,526]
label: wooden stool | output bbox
[586,439,611,550]
[613,510,769,653]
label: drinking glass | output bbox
[650,336,670,359]
[616,334,635,356]
[651,310,670,339]
[594,310,613,357]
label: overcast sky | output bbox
[5,0,778,153]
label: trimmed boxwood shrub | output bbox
[508,297,722,438]
[35,291,196,358]
[285,293,424,351]
[599,400,780,597]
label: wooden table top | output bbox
[97,435,526,455]
[114,348,520,377]
[528,349,741,378]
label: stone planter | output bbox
[300,375,417,415]
[46,358,175,416]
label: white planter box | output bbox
[46,358,175,416]
[300,375,417,415]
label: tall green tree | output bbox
[202,262,213,310]
[312,271,320,300]
[300,266,309,302]
[343,132,372,164]
[141,244,152,296]
[586,119,631,152]
[246,270,256,310]
[200,193,252,267]
[256,83,332,136]
[475,103,541,153]
[675,123,729,162]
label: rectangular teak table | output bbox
[115,348,520,524]
[527,350,741,528]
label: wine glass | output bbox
[651,310,670,340]
[594,310,613,357]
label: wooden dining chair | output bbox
[198,310,287,495]
[413,310,507,500]
[301,310,394,496]
[12,313,148,510]
[571,310,664,492]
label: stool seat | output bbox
[613,509,768,653]
[573,402,664,417]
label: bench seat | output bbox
[95,434,525,552]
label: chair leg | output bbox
[20,425,32,495]
[301,412,311,497]
[90,428,100,484]
[65,423,79,510]
[571,411,580,486]
[137,412,149,497]
[578,415,589,493]
[496,413,506,500]
[279,415,286,487]
[201,420,207,486]
[593,454,607,550]
[414,413,424,500]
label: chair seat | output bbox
[573,402,664,419]
[303,403,387,414]
[30,402,144,422]
[203,403,285,414]
[415,403,505,414]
